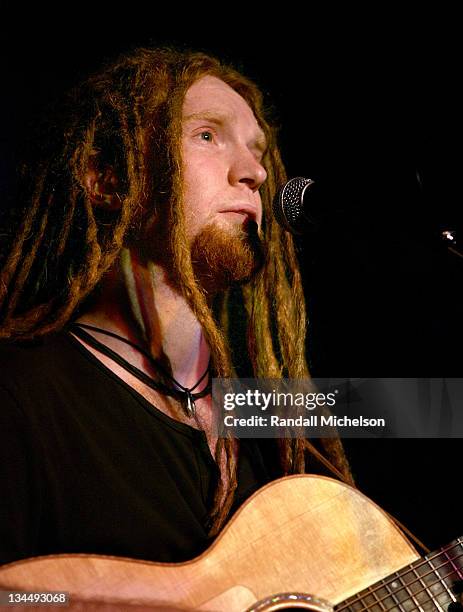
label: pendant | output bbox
[184,392,196,418]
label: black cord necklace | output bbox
[69,322,211,418]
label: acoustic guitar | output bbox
[0,475,461,611]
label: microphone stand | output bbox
[441,229,463,260]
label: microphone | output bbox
[273,177,326,234]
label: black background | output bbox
[1,3,461,553]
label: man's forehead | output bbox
[182,76,266,147]
[183,75,247,107]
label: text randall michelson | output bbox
[223,415,386,427]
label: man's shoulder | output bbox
[0,330,112,421]
[0,332,77,388]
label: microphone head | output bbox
[273,177,314,234]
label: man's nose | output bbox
[228,147,268,192]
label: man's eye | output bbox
[199,131,214,142]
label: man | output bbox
[0,47,352,565]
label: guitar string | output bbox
[443,544,463,587]
[337,558,463,612]
[410,561,454,612]
[365,581,407,612]
[337,554,463,612]
[335,542,463,612]
[363,582,407,612]
[366,581,420,612]
[428,557,460,607]
[336,541,462,612]
[336,562,463,612]
[377,566,459,612]
[373,563,461,612]
[336,538,463,612]
[409,565,450,612]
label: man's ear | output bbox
[83,155,122,211]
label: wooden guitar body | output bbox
[0,475,461,611]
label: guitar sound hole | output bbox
[247,592,333,612]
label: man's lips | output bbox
[219,203,258,221]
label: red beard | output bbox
[190,220,264,294]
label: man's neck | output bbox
[76,253,210,390]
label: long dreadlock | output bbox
[0,47,353,535]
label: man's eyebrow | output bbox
[182,110,229,124]
[183,110,268,153]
